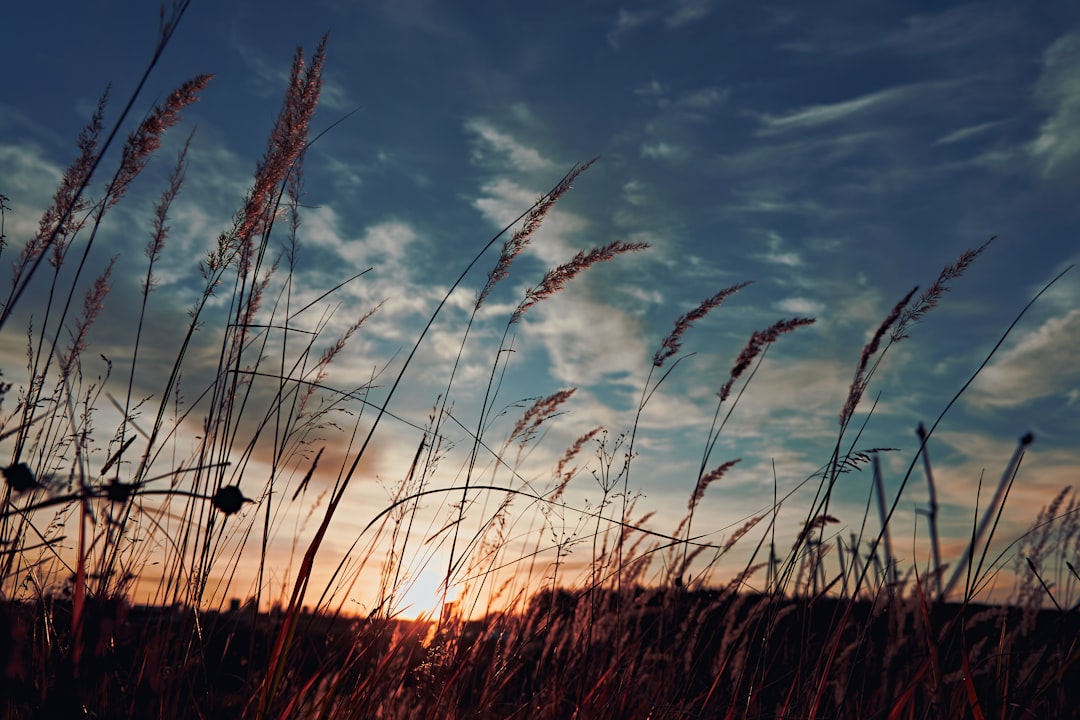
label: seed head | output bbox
[105,479,137,503]
[2,463,37,492]
[212,485,252,515]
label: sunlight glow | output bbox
[395,565,456,621]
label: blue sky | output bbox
[1,0,1078,612]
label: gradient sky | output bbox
[2,0,1078,614]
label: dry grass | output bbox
[2,9,1078,719]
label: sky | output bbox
[1,0,1078,616]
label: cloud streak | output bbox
[968,308,1080,409]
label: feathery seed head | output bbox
[654,281,752,367]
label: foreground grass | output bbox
[2,3,1077,718]
[2,585,1079,718]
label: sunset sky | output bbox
[1,0,1078,616]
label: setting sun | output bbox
[394,565,456,621]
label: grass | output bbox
[2,4,1078,718]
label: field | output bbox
[2,3,1078,718]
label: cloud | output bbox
[934,120,1004,145]
[232,38,354,112]
[777,297,824,315]
[664,0,713,28]
[1029,31,1080,177]
[464,118,553,172]
[641,140,685,160]
[470,176,588,266]
[622,179,648,206]
[967,309,1080,409]
[724,188,829,217]
[471,177,537,224]
[634,79,668,99]
[0,104,63,144]
[678,86,730,109]
[756,85,916,136]
[772,3,1016,60]
[883,3,1019,56]
[607,1,713,47]
[523,293,650,386]
[757,230,803,267]
[301,207,419,271]
[0,143,63,238]
[929,430,1079,528]
[607,8,657,47]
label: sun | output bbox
[396,565,456,621]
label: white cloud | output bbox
[0,104,63,144]
[0,144,63,238]
[641,141,684,160]
[884,4,1018,56]
[765,251,801,267]
[757,85,915,136]
[935,120,1003,145]
[967,309,1080,409]
[608,1,712,48]
[358,221,419,265]
[316,77,355,112]
[464,118,553,172]
[634,79,667,99]
[282,204,438,337]
[523,293,649,386]
[233,39,355,111]
[664,0,713,28]
[777,297,824,315]
[472,177,537,225]
[929,430,1078,524]
[622,179,648,206]
[299,204,347,251]
[470,177,588,265]
[758,230,803,267]
[1029,31,1080,177]
[607,8,656,48]
[678,86,730,109]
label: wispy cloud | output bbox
[0,143,63,238]
[757,230,803,267]
[464,118,554,172]
[608,8,658,48]
[967,308,1080,409]
[665,0,714,28]
[777,297,824,315]
[1029,31,1080,177]
[232,38,354,111]
[773,3,1018,60]
[523,292,650,387]
[756,85,917,136]
[641,140,685,160]
[931,430,1079,520]
[882,3,1020,56]
[621,179,649,206]
[470,176,587,266]
[678,86,730,109]
[636,83,730,117]
[608,0,715,47]
[634,79,667,99]
[935,120,1004,145]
